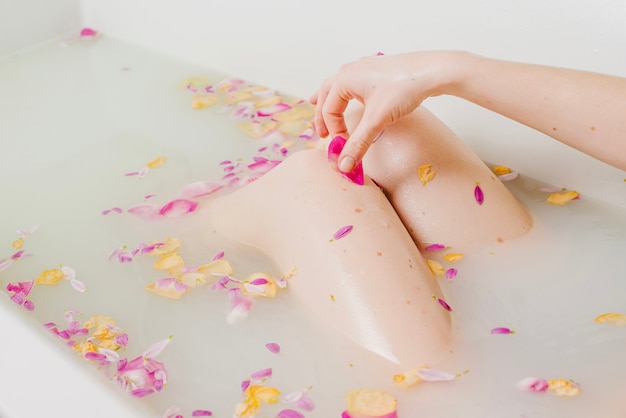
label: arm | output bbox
[311,51,626,171]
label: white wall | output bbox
[0,0,81,57]
[80,0,626,206]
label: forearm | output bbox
[444,52,626,170]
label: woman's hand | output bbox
[310,51,463,172]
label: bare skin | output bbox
[208,106,532,366]
[311,50,626,172]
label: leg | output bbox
[354,105,532,252]
[208,150,451,367]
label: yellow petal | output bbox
[197,259,234,277]
[418,164,436,186]
[547,190,579,206]
[272,106,315,122]
[346,389,398,415]
[35,269,66,285]
[178,272,208,288]
[254,95,281,109]
[234,399,259,418]
[594,312,626,325]
[191,94,218,109]
[246,385,281,405]
[73,340,97,354]
[426,260,445,276]
[146,156,166,169]
[83,314,116,330]
[154,253,185,275]
[443,253,464,263]
[393,365,427,388]
[146,237,181,256]
[11,238,24,249]
[492,165,512,175]
[548,379,582,397]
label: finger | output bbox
[309,90,319,105]
[338,106,387,172]
[321,84,352,140]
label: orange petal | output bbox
[594,312,626,325]
[426,260,445,276]
[443,253,464,263]
[492,165,512,175]
[418,164,436,186]
[146,156,167,169]
[346,389,397,416]
[11,238,24,249]
[393,366,427,388]
[191,94,218,109]
[548,379,582,397]
[547,190,579,206]
[154,253,185,275]
[35,269,66,285]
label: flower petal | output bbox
[474,184,484,205]
[276,410,304,418]
[191,410,213,417]
[517,377,549,393]
[328,136,364,185]
[265,342,281,354]
[491,327,515,334]
[332,225,354,241]
[143,336,172,359]
[416,368,456,382]
[594,312,626,325]
[159,199,198,217]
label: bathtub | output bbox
[1,1,626,417]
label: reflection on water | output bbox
[1,36,625,417]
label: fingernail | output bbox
[339,156,355,173]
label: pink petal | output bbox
[474,184,484,205]
[180,181,224,199]
[293,397,315,411]
[127,204,160,221]
[84,351,107,361]
[498,171,519,181]
[250,367,272,381]
[276,410,304,418]
[327,136,364,185]
[249,278,269,286]
[155,277,176,289]
[241,379,251,392]
[142,336,172,359]
[11,250,24,260]
[445,268,458,280]
[0,258,13,272]
[247,158,281,174]
[131,388,154,398]
[191,411,213,417]
[265,342,281,354]
[416,368,456,382]
[435,296,452,311]
[212,251,225,261]
[23,299,35,311]
[227,288,254,324]
[102,207,123,215]
[491,327,515,334]
[80,27,98,37]
[425,243,446,251]
[332,225,354,241]
[517,377,549,393]
[70,278,87,293]
[159,199,198,217]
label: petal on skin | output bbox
[416,368,456,382]
[491,327,515,334]
[328,136,365,185]
[433,295,452,311]
[332,225,354,241]
[418,164,436,186]
[159,199,198,217]
[594,312,626,325]
[424,243,446,251]
[345,389,398,417]
[265,342,281,354]
[517,377,549,393]
[426,260,445,276]
[474,184,484,205]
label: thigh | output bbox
[350,105,533,252]
[208,149,451,368]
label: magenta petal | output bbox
[327,136,364,185]
[474,184,484,205]
[130,388,154,398]
[241,379,251,392]
[425,243,446,251]
[265,342,281,354]
[276,410,304,418]
[491,327,515,334]
[80,27,98,37]
[333,225,354,241]
[23,299,35,311]
[445,268,458,280]
[159,199,198,217]
[436,296,452,311]
[191,411,213,417]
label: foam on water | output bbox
[1,36,625,417]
